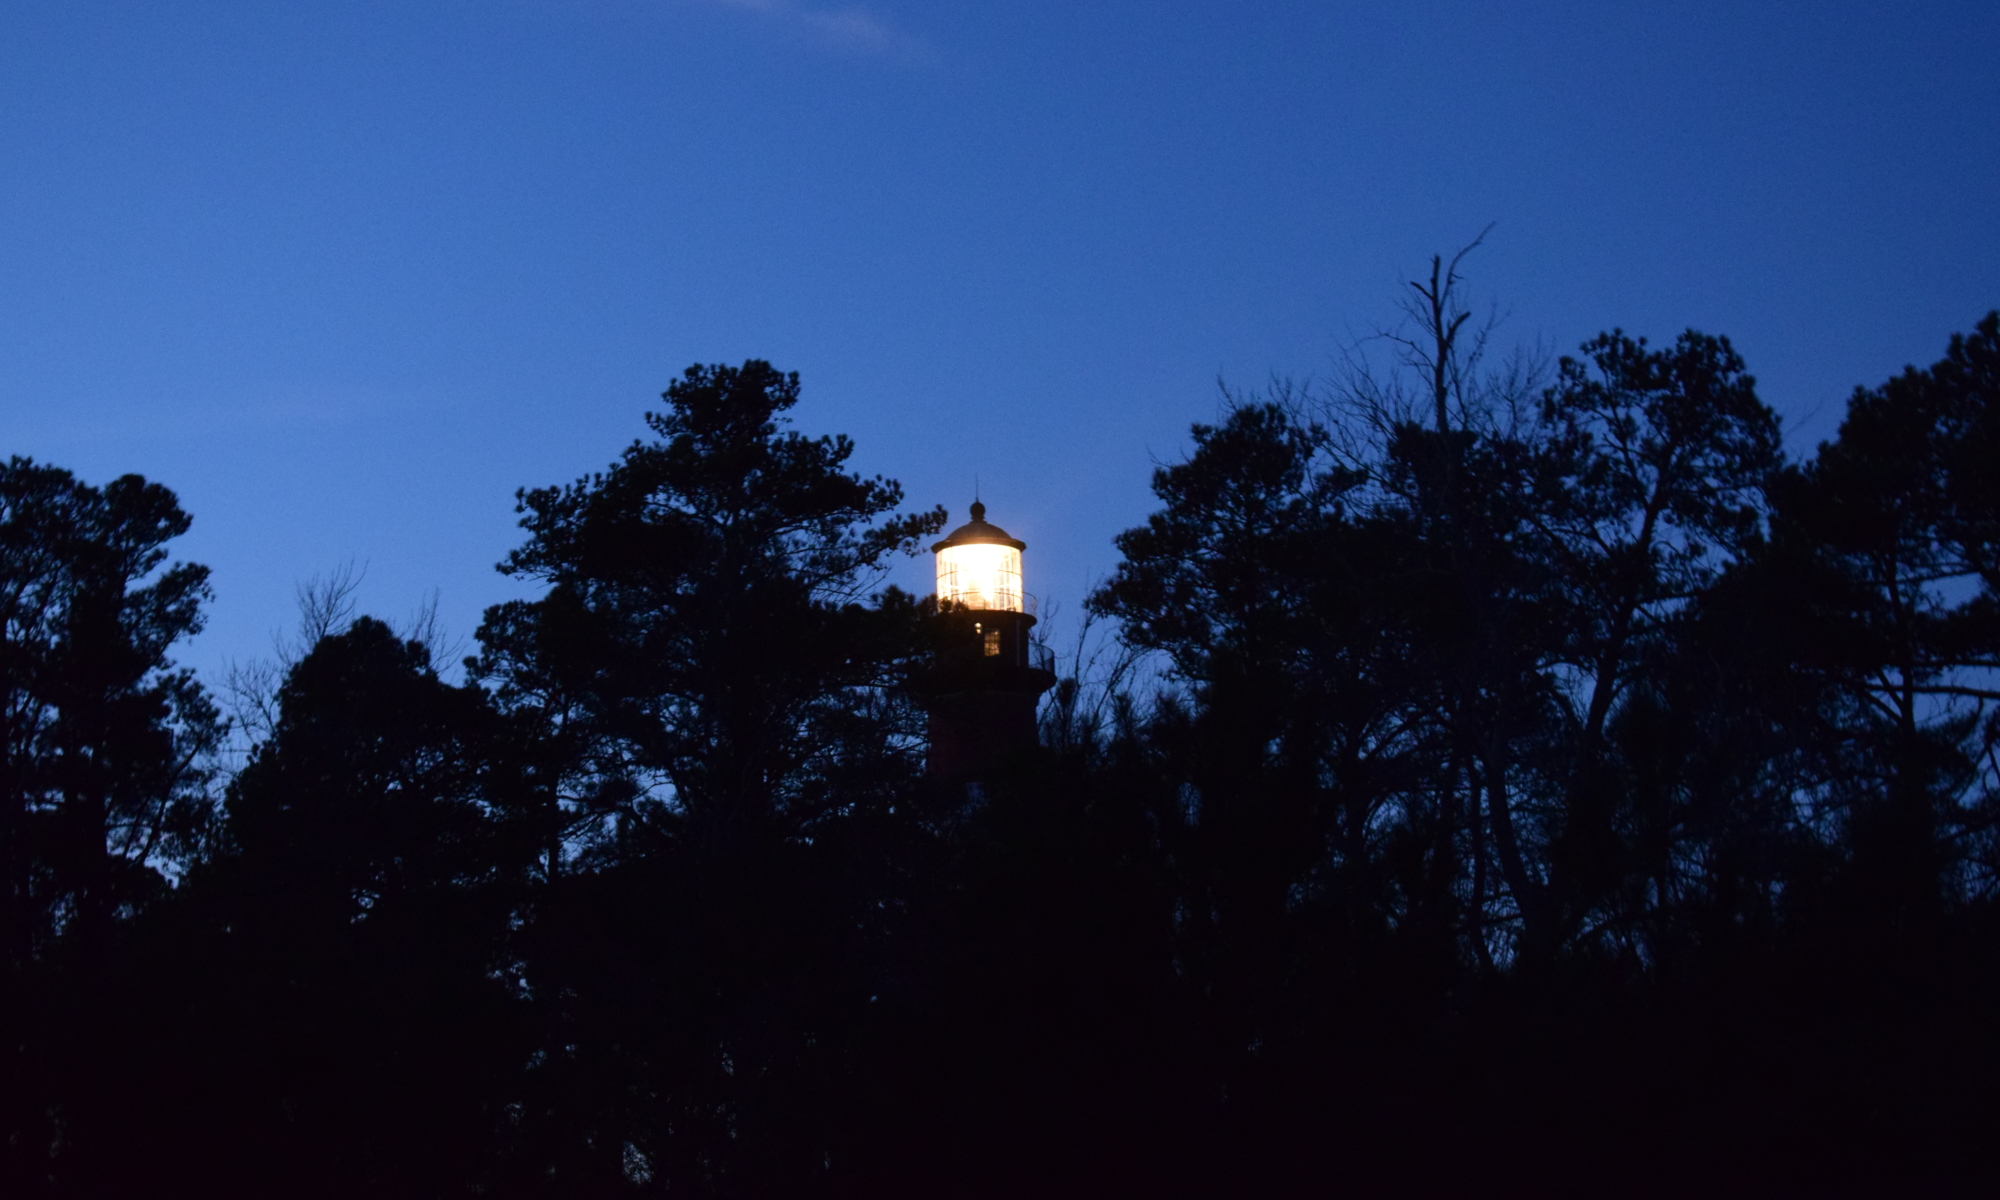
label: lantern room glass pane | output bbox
[936,543,1022,611]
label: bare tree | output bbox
[1401,224,1487,433]
[1037,597,1160,759]
[401,588,466,673]
[219,562,470,766]
[1326,225,1547,447]
[219,563,365,757]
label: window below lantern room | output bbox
[983,630,1001,657]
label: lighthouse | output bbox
[917,500,1057,781]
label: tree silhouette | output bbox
[0,460,221,1194]
[466,360,947,1193]
[6,317,2000,1197]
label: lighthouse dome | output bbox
[931,500,1026,552]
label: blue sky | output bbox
[4,0,1996,681]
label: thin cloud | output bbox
[700,0,926,57]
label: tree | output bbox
[472,360,943,853]
[1089,401,1462,1109]
[0,459,221,1195]
[1524,330,1782,955]
[467,361,946,1193]
[1360,325,1781,963]
[0,458,220,970]
[1537,330,1781,752]
[70,616,530,1198]
[1733,313,2000,919]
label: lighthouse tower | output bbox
[917,501,1057,781]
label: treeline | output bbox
[3,308,1998,1196]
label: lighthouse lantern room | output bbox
[933,501,1024,612]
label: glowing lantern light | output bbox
[933,500,1024,612]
